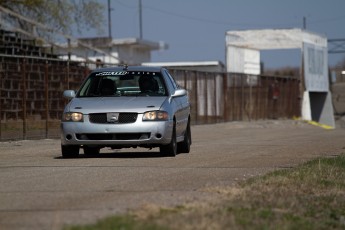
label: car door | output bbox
[164,70,188,137]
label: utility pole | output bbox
[108,0,112,38]
[139,0,143,39]
[303,16,306,30]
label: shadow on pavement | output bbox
[54,150,179,159]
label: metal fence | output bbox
[170,70,300,125]
[0,56,301,141]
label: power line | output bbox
[328,38,345,54]
[113,1,345,28]
[143,5,345,28]
[307,15,345,25]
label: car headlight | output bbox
[143,111,169,121]
[62,112,83,122]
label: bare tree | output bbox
[0,0,104,36]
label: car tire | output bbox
[61,145,79,158]
[160,122,177,157]
[84,146,100,157]
[178,119,191,153]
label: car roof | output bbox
[91,65,165,73]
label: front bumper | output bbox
[61,114,173,147]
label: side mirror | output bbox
[172,89,187,98]
[63,90,76,99]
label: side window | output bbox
[78,78,91,96]
[164,70,178,90]
[162,70,174,95]
[77,75,101,97]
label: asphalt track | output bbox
[1,120,344,230]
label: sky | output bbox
[79,0,345,69]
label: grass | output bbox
[64,154,345,230]
[66,216,168,230]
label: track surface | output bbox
[1,120,345,230]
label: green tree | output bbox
[0,0,104,35]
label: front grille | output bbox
[119,113,138,123]
[89,113,138,124]
[89,113,106,123]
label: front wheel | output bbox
[160,122,177,157]
[178,119,191,153]
[61,145,79,158]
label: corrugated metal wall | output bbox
[170,70,300,125]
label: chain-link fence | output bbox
[0,56,301,141]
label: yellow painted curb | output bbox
[306,120,334,130]
[292,116,334,130]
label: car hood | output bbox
[67,96,168,114]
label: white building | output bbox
[56,37,168,66]
[226,28,335,128]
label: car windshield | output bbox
[77,71,168,97]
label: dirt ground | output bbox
[0,119,345,230]
[332,82,345,115]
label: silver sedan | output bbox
[61,66,191,157]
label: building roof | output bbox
[142,61,224,67]
[61,37,168,51]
